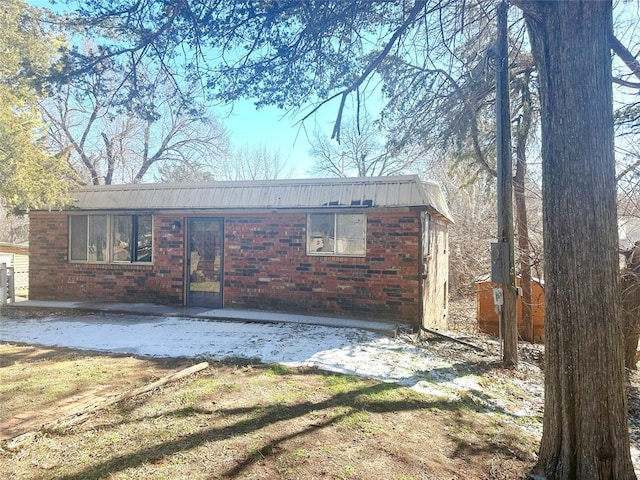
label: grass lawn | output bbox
[0,343,537,480]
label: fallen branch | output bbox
[420,328,487,353]
[4,361,209,450]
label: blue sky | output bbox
[24,0,390,181]
[217,89,387,178]
[26,0,348,179]
[216,100,333,178]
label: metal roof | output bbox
[61,175,453,221]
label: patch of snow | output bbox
[1,311,639,474]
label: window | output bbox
[70,215,107,262]
[307,213,366,256]
[422,213,430,258]
[112,215,153,263]
[69,214,153,263]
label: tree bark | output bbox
[514,137,533,341]
[513,69,533,342]
[496,0,518,367]
[523,1,636,478]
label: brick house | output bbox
[28,176,452,329]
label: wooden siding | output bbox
[421,215,449,329]
[0,245,29,296]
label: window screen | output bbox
[70,214,152,263]
[69,215,88,261]
[135,216,153,262]
[307,213,366,256]
[112,216,133,262]
[88,216,108,262]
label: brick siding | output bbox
[223,211,422,323]
[29,214,184,304]
[29,209,425,324]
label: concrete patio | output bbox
[6,300,409,337]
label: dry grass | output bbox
[447,296,479,334]
[0,343,538,480]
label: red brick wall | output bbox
[29,209,424,324]
[223,211,422,323]
[29,214,185,304]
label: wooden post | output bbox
[8,266,14,303]
[495,1,518,366]
[1,263,7,306]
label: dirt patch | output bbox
[0,343,190,440]
[0,343,538,480]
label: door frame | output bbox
[186,217,224,308]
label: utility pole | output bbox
[494,0,518,366]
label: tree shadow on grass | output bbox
[0,343,195,438]
[48,368,536,480]
[0,342,189,371]
[402,361,543,426]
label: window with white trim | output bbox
[307,213,366,256]
[69,214,153,263]
[422,212,430,258]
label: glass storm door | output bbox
[187,218,223,308]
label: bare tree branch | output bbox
[611,33,640,83]
[613,76,640,89]
[329,0,429,142]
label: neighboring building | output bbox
[476,276,545,343]
[28,176,452,329]
[0,242,29,298]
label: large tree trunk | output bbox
[523,2,636,478]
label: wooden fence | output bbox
[1,263,16,305]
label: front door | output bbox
[187,218,223,308]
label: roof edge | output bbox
[73,175,425,192]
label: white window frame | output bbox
[306,213,367,257]
[69,214,108,263]
[422,212,430,258]
[69,214,154,264]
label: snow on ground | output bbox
[0,311,524,411]
[1,310,639,472]
[0,313,457,388]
